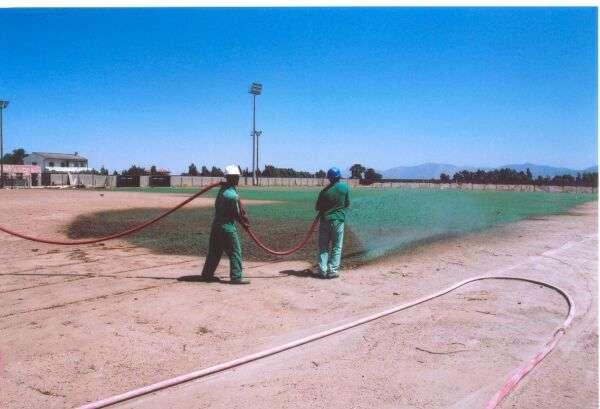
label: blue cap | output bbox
[327,167,341,181]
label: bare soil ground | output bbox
[0,189,597,409]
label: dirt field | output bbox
[0,189,597,409]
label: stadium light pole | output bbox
[0,100,9,189]
[249,82,262,186]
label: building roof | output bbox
[44,166,92,173]
[30,152,87,161]
[0,164,41,175]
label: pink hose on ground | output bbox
[77,275,574,409]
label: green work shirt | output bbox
[213,184,242,232]
[316,181,350,222]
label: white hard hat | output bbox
[224,164,241,176]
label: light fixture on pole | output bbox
[0,100,9,189]
[249,82,262,186]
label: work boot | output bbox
[326,273,339,279]
[230,278,250,285]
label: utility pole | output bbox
[249,82,262,186]
[0,100,9,189]
[255,129,262,181]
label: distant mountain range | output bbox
[382,163,597,180]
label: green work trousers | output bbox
[318,219,345,277]
[201,224,243,280]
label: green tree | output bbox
[187,163,199,176]
[122,165,147,176]
[1,148,27,164]
[99,166,109,175]
[315,170,326,178]
[200,166,210,176]
[210,166,224,177]
[440,173,450,182]
[364,168,382,181]
[349,163,366,179]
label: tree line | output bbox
[3,148,597,186]
[349,163,382,181]
[183,163,328,178]
[441,168,598,187]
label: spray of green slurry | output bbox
[82,187,596,262]
[346,188,596,260]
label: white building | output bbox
[24,152,90,173]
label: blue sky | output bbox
[0,7,597,173]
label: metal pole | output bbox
[0,107,3,189]
[252,94,256,186]
[255,102,259,186]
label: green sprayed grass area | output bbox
[70,187,596,264]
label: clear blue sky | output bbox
[0,7,597,173]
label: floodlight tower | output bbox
[0,100,9,189]
[249,82,262,186]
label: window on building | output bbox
[49,162,55,167]
[32,162,37,165]
[60,162,66,167]
[16,173,23,180]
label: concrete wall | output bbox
[35,174,597,193]
[50,173,69,186]
[256,177,329,187]
[47,173,116,188]
[167,176,330,188]
[170,176,224,187]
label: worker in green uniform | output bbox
[200,165,250,284]
[315,167,350,279]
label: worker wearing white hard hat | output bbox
[200,164,250,284]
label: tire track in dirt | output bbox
[0,283,171,319]
[0,258,197,294]
[4,251,158,275]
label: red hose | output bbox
[242,215,319,256]
[0,183,318,255]
[0,182,222,245]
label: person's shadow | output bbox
[177,269,315,282]
[278,269,314,278]
[177,275,221,283]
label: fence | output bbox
[363,180,597,193]
[29,173,597,193]
[39,173,117,188]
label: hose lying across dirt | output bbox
[0,183,222,245]
[0,182,318,254]
[77,275,574,409]
[241,215,320,255]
